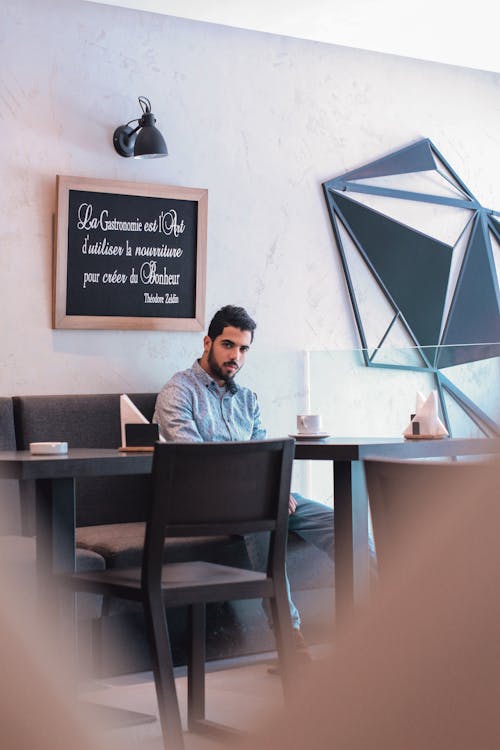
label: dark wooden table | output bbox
[2,438,500,625]
[0,448,152,579]
[0,448,155,727]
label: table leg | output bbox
[34,477,156,728]
[333,460,370,622]
[19,479,36,536]
[35,477,76,573]
[35,477,77,646]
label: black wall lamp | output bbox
[113,96,168,159]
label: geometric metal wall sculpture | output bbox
[323,138,500,436]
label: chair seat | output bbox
[61,560,271,606]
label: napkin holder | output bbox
[405,417,445,440]
[123,423,159,450]
[403,390,449,440]
[119,393,158,451]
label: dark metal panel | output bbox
[329,138,436,183]
[330,190,452,350]
[438,212,500,366]
[322,138,500,438]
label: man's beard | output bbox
[208,346,238,383]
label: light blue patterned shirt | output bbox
[153,359,266,443]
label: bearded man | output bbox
[153,305,333,656]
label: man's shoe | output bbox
[267,628,311,674]
[293,628,310,653]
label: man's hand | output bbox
[289,495,297,515]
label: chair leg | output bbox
[269,581,298,700]
[187,603,206,730]
[186,603,246,741]
[143,595,184,750]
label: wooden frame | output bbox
[53,175,207,330]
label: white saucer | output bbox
[289,432,330,440]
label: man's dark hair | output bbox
[207,305,257,342]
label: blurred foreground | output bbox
[1,457,500,749]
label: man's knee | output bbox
[289,495,334,531]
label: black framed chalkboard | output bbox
[53,176,207,330]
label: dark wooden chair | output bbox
[59,438,296,749]
[364,457,488,578]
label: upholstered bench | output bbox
[0,396,106,625]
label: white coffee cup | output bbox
[297,414,322,434]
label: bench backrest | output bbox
[0,398,16,450]
[12,393,157,526]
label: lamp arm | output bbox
[113,119,141,157]
[124,118,141,133]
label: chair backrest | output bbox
[144,439,295,579]
[364,458,490,576]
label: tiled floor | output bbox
[81,654,290,750]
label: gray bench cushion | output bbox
[0,535,106,574]
[76,522,252,569]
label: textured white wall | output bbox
[1,0,500,444]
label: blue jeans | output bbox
[245,493,334,630]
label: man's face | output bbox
[203,326,252,384]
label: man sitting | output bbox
[153,304,334,655]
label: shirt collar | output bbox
[192,359,239,395]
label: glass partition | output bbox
[309,344,500,440]
[290,344,500,505]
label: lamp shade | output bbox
[133,114,168,159]
[113,97,168,159]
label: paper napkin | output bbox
[403,390,449,438]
